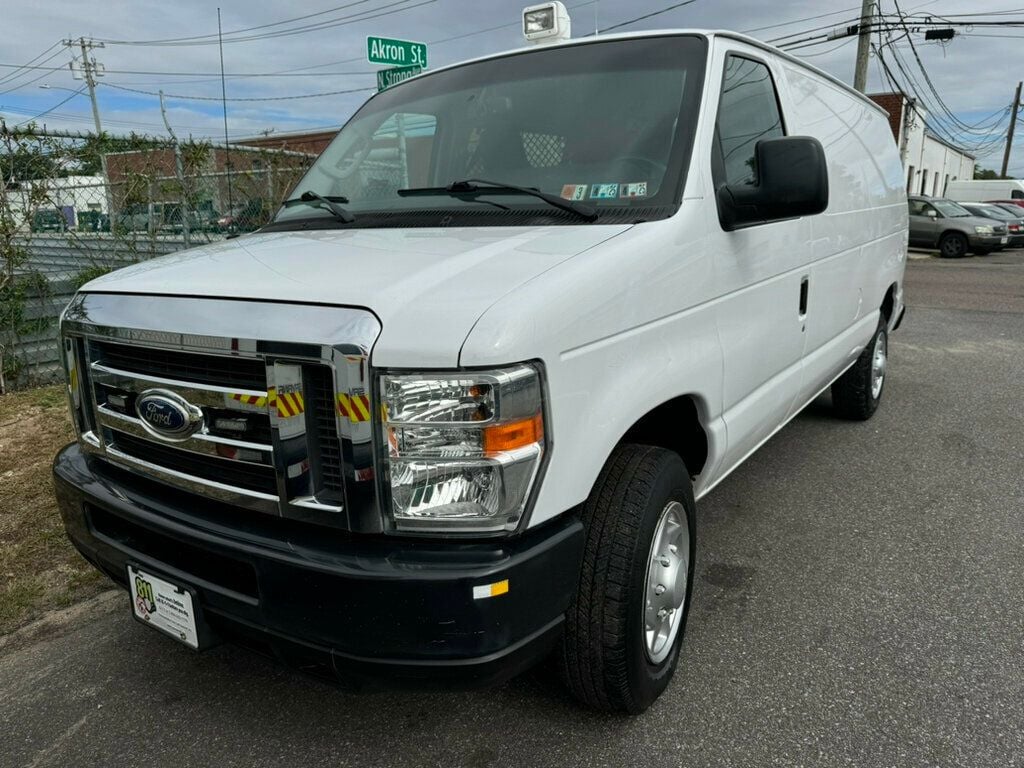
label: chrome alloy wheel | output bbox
[871,330,887,400]
[643,500,690,664]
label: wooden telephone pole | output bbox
[1001,81,1021,179]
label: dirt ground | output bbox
[0,385,105,635]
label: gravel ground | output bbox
[2,251,1023,768]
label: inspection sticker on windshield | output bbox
[590,183,619,199]
[620,182,648,199]
[560,184,589,201]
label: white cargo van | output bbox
[946,178,1024,203]
[54,29,907,713]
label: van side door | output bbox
[708,49,810,473]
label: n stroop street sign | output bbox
[376,65,423,92]
[367,36,427,68]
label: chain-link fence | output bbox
[0,124,317,392]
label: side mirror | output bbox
[717,136,829,231]
[925,209,938,218]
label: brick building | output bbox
[868,92,975,197]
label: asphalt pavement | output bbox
[3,250,1024,768]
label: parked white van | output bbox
[946,178,1024,203]
[54,29,907,713]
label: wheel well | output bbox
[881,282,897,323]
[619,395,708,477]
[939,229,966,244]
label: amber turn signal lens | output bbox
[482,413,544,454]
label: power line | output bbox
[0,42,61,86]
[589,0,703,35]
[14,86,86,126]
[100,81,375,102]
[97,0,436,47]
[0,48,68,96]
[99,0,384,45]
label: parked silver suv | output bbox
[908,196,1008,257]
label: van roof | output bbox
[381,29,888,118]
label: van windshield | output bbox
[272,36,707,228]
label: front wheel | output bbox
[558,444,696,714]
[832,318,888,420]
[938,232,968,258]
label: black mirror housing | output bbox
[717,136,829,231]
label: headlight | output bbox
[975,225,994,234]
[380,364,545,533]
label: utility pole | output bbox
[64,37,113,222]
[853,0,874,93]
[160,90,190,247]
[1001,81,1021,179]
[64,37,104,135]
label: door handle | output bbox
[799,276,809,318]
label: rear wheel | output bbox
[558,444,696,714]
[832,318,888,420]
[938,232,968,258]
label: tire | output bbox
[831,317,888,420]
[938,232,968,258]
[558,444,696,714]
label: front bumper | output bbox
[968,233,1005,249]
[54,443,583,689]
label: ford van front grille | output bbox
[61,293,384,533]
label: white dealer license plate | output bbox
[128,565,199,649]
[1000,236,1009,245]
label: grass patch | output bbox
[0,384,108,635]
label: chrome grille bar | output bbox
[61,293,384,532]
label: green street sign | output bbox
[366,36,427,68]
[376,65,423,92]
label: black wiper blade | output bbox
[397,178,598,222]
[282,190,355,223]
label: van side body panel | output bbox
[776,59,908,409]
[462,34,907,530]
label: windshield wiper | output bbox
[397,178,598,222]
[282,190,355,223]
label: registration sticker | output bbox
[560,184,588,201]
[590,183,619,199]
[620,182,648,199]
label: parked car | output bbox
[908,195,1008,257]
[216,199,267,233]
[30,209,68,233]
[960,202,1024,248]
[945,178,1024,202]
[55,29,908,714]
[986,199,1024,212]
[76,210,111,233]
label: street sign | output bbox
[366,36,427,68]
[376,65,423,92]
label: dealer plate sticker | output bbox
[128,565,198,649]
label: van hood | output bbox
[83,225,631,367]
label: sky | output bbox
[0,0,1021,175]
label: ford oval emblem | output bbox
[135,389,203,441]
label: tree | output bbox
[974,166,1000,180]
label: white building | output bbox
[2,174,107,231]
[868,92,975,198]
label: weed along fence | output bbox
[0,124,317,392]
